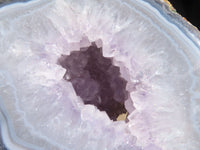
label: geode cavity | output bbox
[58,42,129,120]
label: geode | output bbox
[0,0,200,150]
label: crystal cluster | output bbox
[59,42,128,120]
[0,0,200,150]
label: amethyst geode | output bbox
[0,0,200,150]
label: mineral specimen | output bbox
[0,0,200,150]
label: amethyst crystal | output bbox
[0,0,200,150]
[59,42,128,120]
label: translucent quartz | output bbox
[0,0,200,150]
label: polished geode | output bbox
[0,0,200,150]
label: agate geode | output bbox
[0,0,200,150]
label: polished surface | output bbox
[0,0,200,150]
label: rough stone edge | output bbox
[144,0,200,48]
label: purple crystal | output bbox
[58,42,129,120]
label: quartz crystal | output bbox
[0,0,200,150]
[58,42,129,121]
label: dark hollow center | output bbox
[58,42,129,121]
